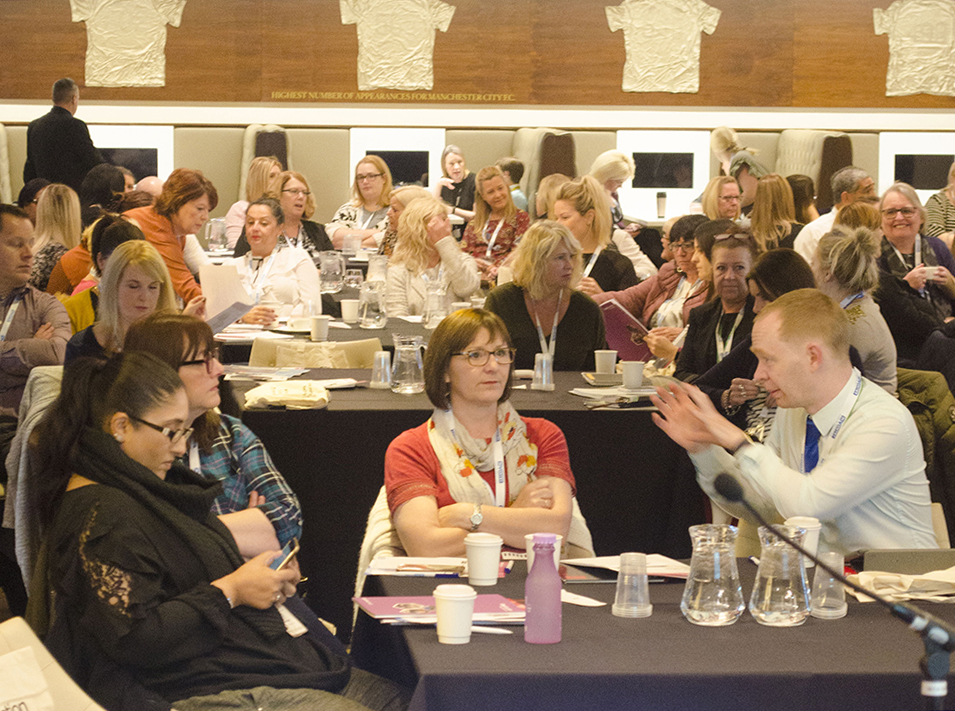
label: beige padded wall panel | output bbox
[445,130,516,178]
[0,125,11,204]
[173,127,245,218]
[287,128,352,224]
[573,131,617,180]
[849,134,880,187]
[7,126,27,202]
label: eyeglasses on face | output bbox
[130,415,193,444]
[882,207,917,218]
[714,232,751,242]
[180,350,221,375]
[451,348,517,367]
[282,188,310,197]
[718,194,741,202]
[671,241,695,252]
[356,173,384,182]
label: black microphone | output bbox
[713,473,955,654]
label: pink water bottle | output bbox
[524,533,561,643]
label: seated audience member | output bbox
[749,173,802,251]
[29,183,81,291]
[65,240,203,362]
[32,352,408,711]
[794,166,875,263]
[384,308,594,557]
[535,173,571,220]
[0,205,70,462]
[496,156,528,212]
[701,176,742,221]
[652,288,938,557]
[45,224,92,296]
[593,214,709,360]
[485,221,606,372]
[125,168,217,304]
[125,312,302,549]
[385,196,479,317]
[461,166,531,284]
[433,144,476,221]
[228,198,320,326]
[379,185,431,257]
[114,188,155,214]
[135,175,164,197]
[16,178,50,225]
[118,166,135,192]
[815,227,897,394]
[833,200,882,231]
[728,151,769,217]
[709,126,754,177]
[234,171,333,259]
[225,156,281,248]
[786,174,820,225]
[673,229,757,381]
[63,215,145,333]
[555,176,638,296]
[695,249,816,440]
[78,163,125,229]
[326,155,392,250]
[925,161,955,248]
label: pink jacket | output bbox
[594,261,708,327]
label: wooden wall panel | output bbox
[0,0,953,110]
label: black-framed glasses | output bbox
[356,172,384,182]
[671,241,695,252]
[130,416,193,444]
[451,348,516,367]
[882,207,917,218]
[180,349,220,375]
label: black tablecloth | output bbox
[352,561,955,711]
[237,370,704,641]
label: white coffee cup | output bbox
[433,584,477,644]
[310,315,332,342]
[621,361,645,390]
[340,299,360,323]
[784,515,822,567]
[524,533,563,572]
[594,350,618,375]
[464,532,503,586]
[924,266,939,280]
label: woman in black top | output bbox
[433,145,476,222]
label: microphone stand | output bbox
[714,474,953,710]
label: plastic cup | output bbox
[450,301,470,312]
[810,551,848,620]
[594,350,618,375]
[433,584,477,644]
[613,552,653,618]
[369,351,392,389]
[464,532,503,586]
[525,533,563,572]
[340,299,360,323]
[531,352,554,391]
[621,361,645,390]
[785,516,821,567]
[310,315,331,342]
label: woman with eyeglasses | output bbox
[384,308,594,558]
[232,171,334,259]
[700,176,742,221]
[125,312,301,552]
[326,155,393,250]
[32,352,407,710]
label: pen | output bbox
[471,626,513,635]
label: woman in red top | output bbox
[384,309,593,558]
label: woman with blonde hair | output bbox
[589,150,634,228]
[65,240,202,361]
[385,195,479,317]
[701,176,742,221]
[433,144,476,221]
[535,173,571,220]
[554,175,638,296]
[326,155,393,250]
[461,166,530,283]
[749,173,802,252]
[485,220,606,371]
[379,184,431,256]
[30,183,81,291]
[925,161,955,248]
[787,174,820,224]
[224,156,281,248]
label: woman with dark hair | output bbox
[78,163,125,229]
[125,312,301,550]
[786,174,820,225]
[32,352,407,711]
[125,168,218,304]
[384,308,593,558]
[461,166,530,284]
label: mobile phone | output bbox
[270,538,300,571]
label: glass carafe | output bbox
[424,283,448,330]
[319,251,345,294]
[359,281,387,329]
[391,335,425,394]
[749,525,811,626]
[681,524,745,626]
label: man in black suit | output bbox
[23,78,103,193]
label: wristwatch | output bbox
[469,504,483,532]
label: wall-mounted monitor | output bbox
[879,132,955,204]
[894,154,954,191]
[86,125,174,181]
[367,150,430,186]
[99,148,158,183]
[631,152,694,189]
[350,128,446,193]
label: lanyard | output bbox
[531,289,562,358]
[484,219,505,260]
[248,252,277,300]
[805,370,864,472]
[0,296,23,342]
[282,226,303,250]
[582,246,603,280]
[839,291,865,309]
[188,440,201,473]
[891,234,924,293]
[714,308,744,362]
[447,415,507,507]
[360,207,385,231]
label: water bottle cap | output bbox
[532,533,557,546]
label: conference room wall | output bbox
[3,0,955,110]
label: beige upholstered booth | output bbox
[0,124,12,204]
[238,124,291,199]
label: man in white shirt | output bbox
[793,167,875,263]
[651,288,937,556]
